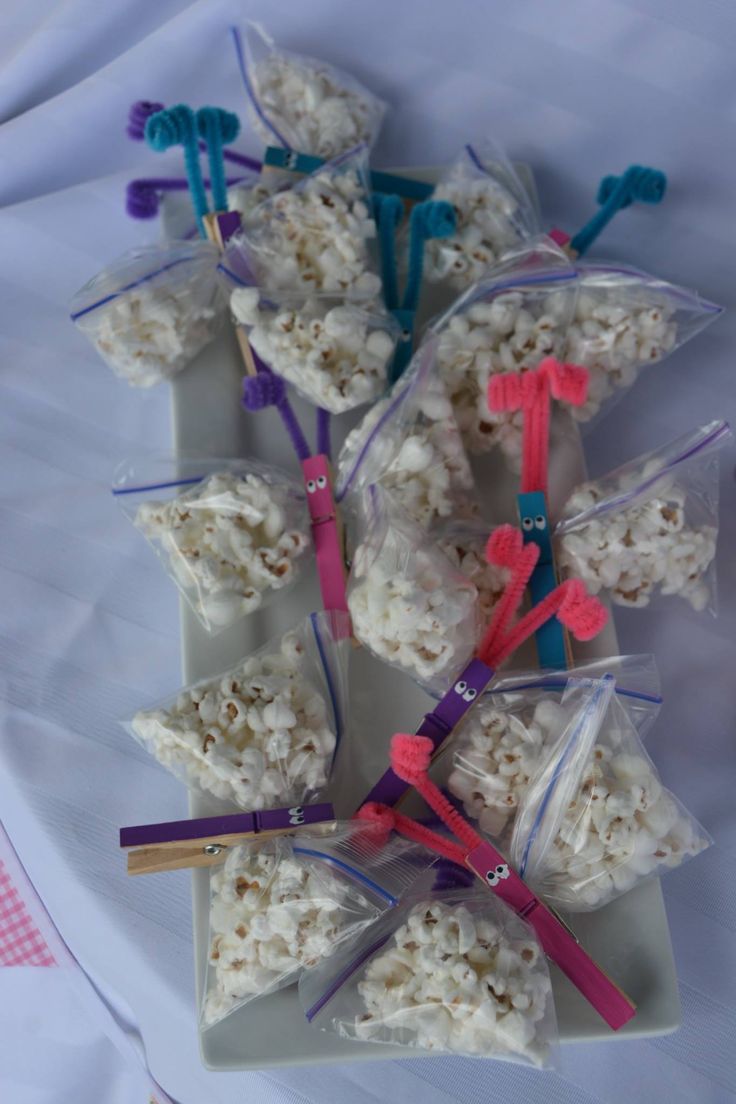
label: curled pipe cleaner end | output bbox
[597,165,667,209]
[242,370,286,411]
[144,106,194,152]
[415,198,456,241]
[390,734,434,786]
[127,100,164,140]
[485,525,524,568]
[197,105,241,145]
[356,802,396,830]
[557,579,608,640]
[541,357,589,407]
[432,859,475,892]
[126,180,160,219]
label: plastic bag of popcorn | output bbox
[235,21,386,159]
[347,488,479,695]
[228,285,399,413]
[556,420,731,614]
[300,887,556,1065]
[223,145,381,300]
[201,821,427,1025]
[127,610,350,809]
[507,676,710,911]
[445,655,661,840]
[114,455,310,633]
[422,140,540,291]
[336,339,480,531]
[70,240,226,387]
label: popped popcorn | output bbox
[231,160,381,298]
[242,25,386,159]
[352,897,553,1063]
[71,242,225,388]
[435,288,572,462]
[230,288,396,412]
[425,176,531,289]
[337,361,480,530]
[131,627,337,808]
[437,526,510,628]
[203,840,374,1025]
[133,469,309,631]
[448,699,554,838]
[348,507,478,689]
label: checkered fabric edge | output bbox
[0,856,56,966]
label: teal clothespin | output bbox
[378,198,456,383]
[517,491,568,670]
[570,165,667,256]
[263,146,434,201]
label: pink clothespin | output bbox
[302,455,350,622]
[359,525,607,808]
[357,747,636,1031]
[489,357,589,669]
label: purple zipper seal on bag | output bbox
[555,420,731,536]
[358,658,495,809]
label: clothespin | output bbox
[489,357,589,670]
[120,802,336,875]
[359,525,607,808]
[376,196,456,383]
[357,737,636,1031]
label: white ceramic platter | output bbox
[168,168,680,1070]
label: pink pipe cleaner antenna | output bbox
[489,357,589,495]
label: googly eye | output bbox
[522,517,534,531]
[289,814,305,825]
[454,680,467,695]
[306,480,316,493]
[462,687,477,703]
[401,329,412,341]
[496,864,508,877]
[486,870,499,887]
[288,807,304,817]
[284,150,298,169]
[535,515,547,530]
[316,475,327,489]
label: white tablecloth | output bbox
[1,1,735,1101]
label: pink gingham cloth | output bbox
[0,821,57,967]
[0,819,173,1103]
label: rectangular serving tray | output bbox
[169,168,680,1070]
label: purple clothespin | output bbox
[120,802,336,874]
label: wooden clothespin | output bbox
[120,802,336,875]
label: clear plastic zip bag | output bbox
[228,285,399,413]
[507,677,710,912]
[347,488,479,694]
[222,145,382,299]
[226,171,291,225]
[564,263,722,423]
[435,521,511,629]
[201,821,427,1027]
[445,656,662,840]
[299,887,557,1065]
[113,456,310,633]
[70,240,226,388]
[556,420,732,613]
[127,610,350,809]
[422,140,540,290]
[336,339,480,530]
[430,242,579,461]
[234,21,387,159]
